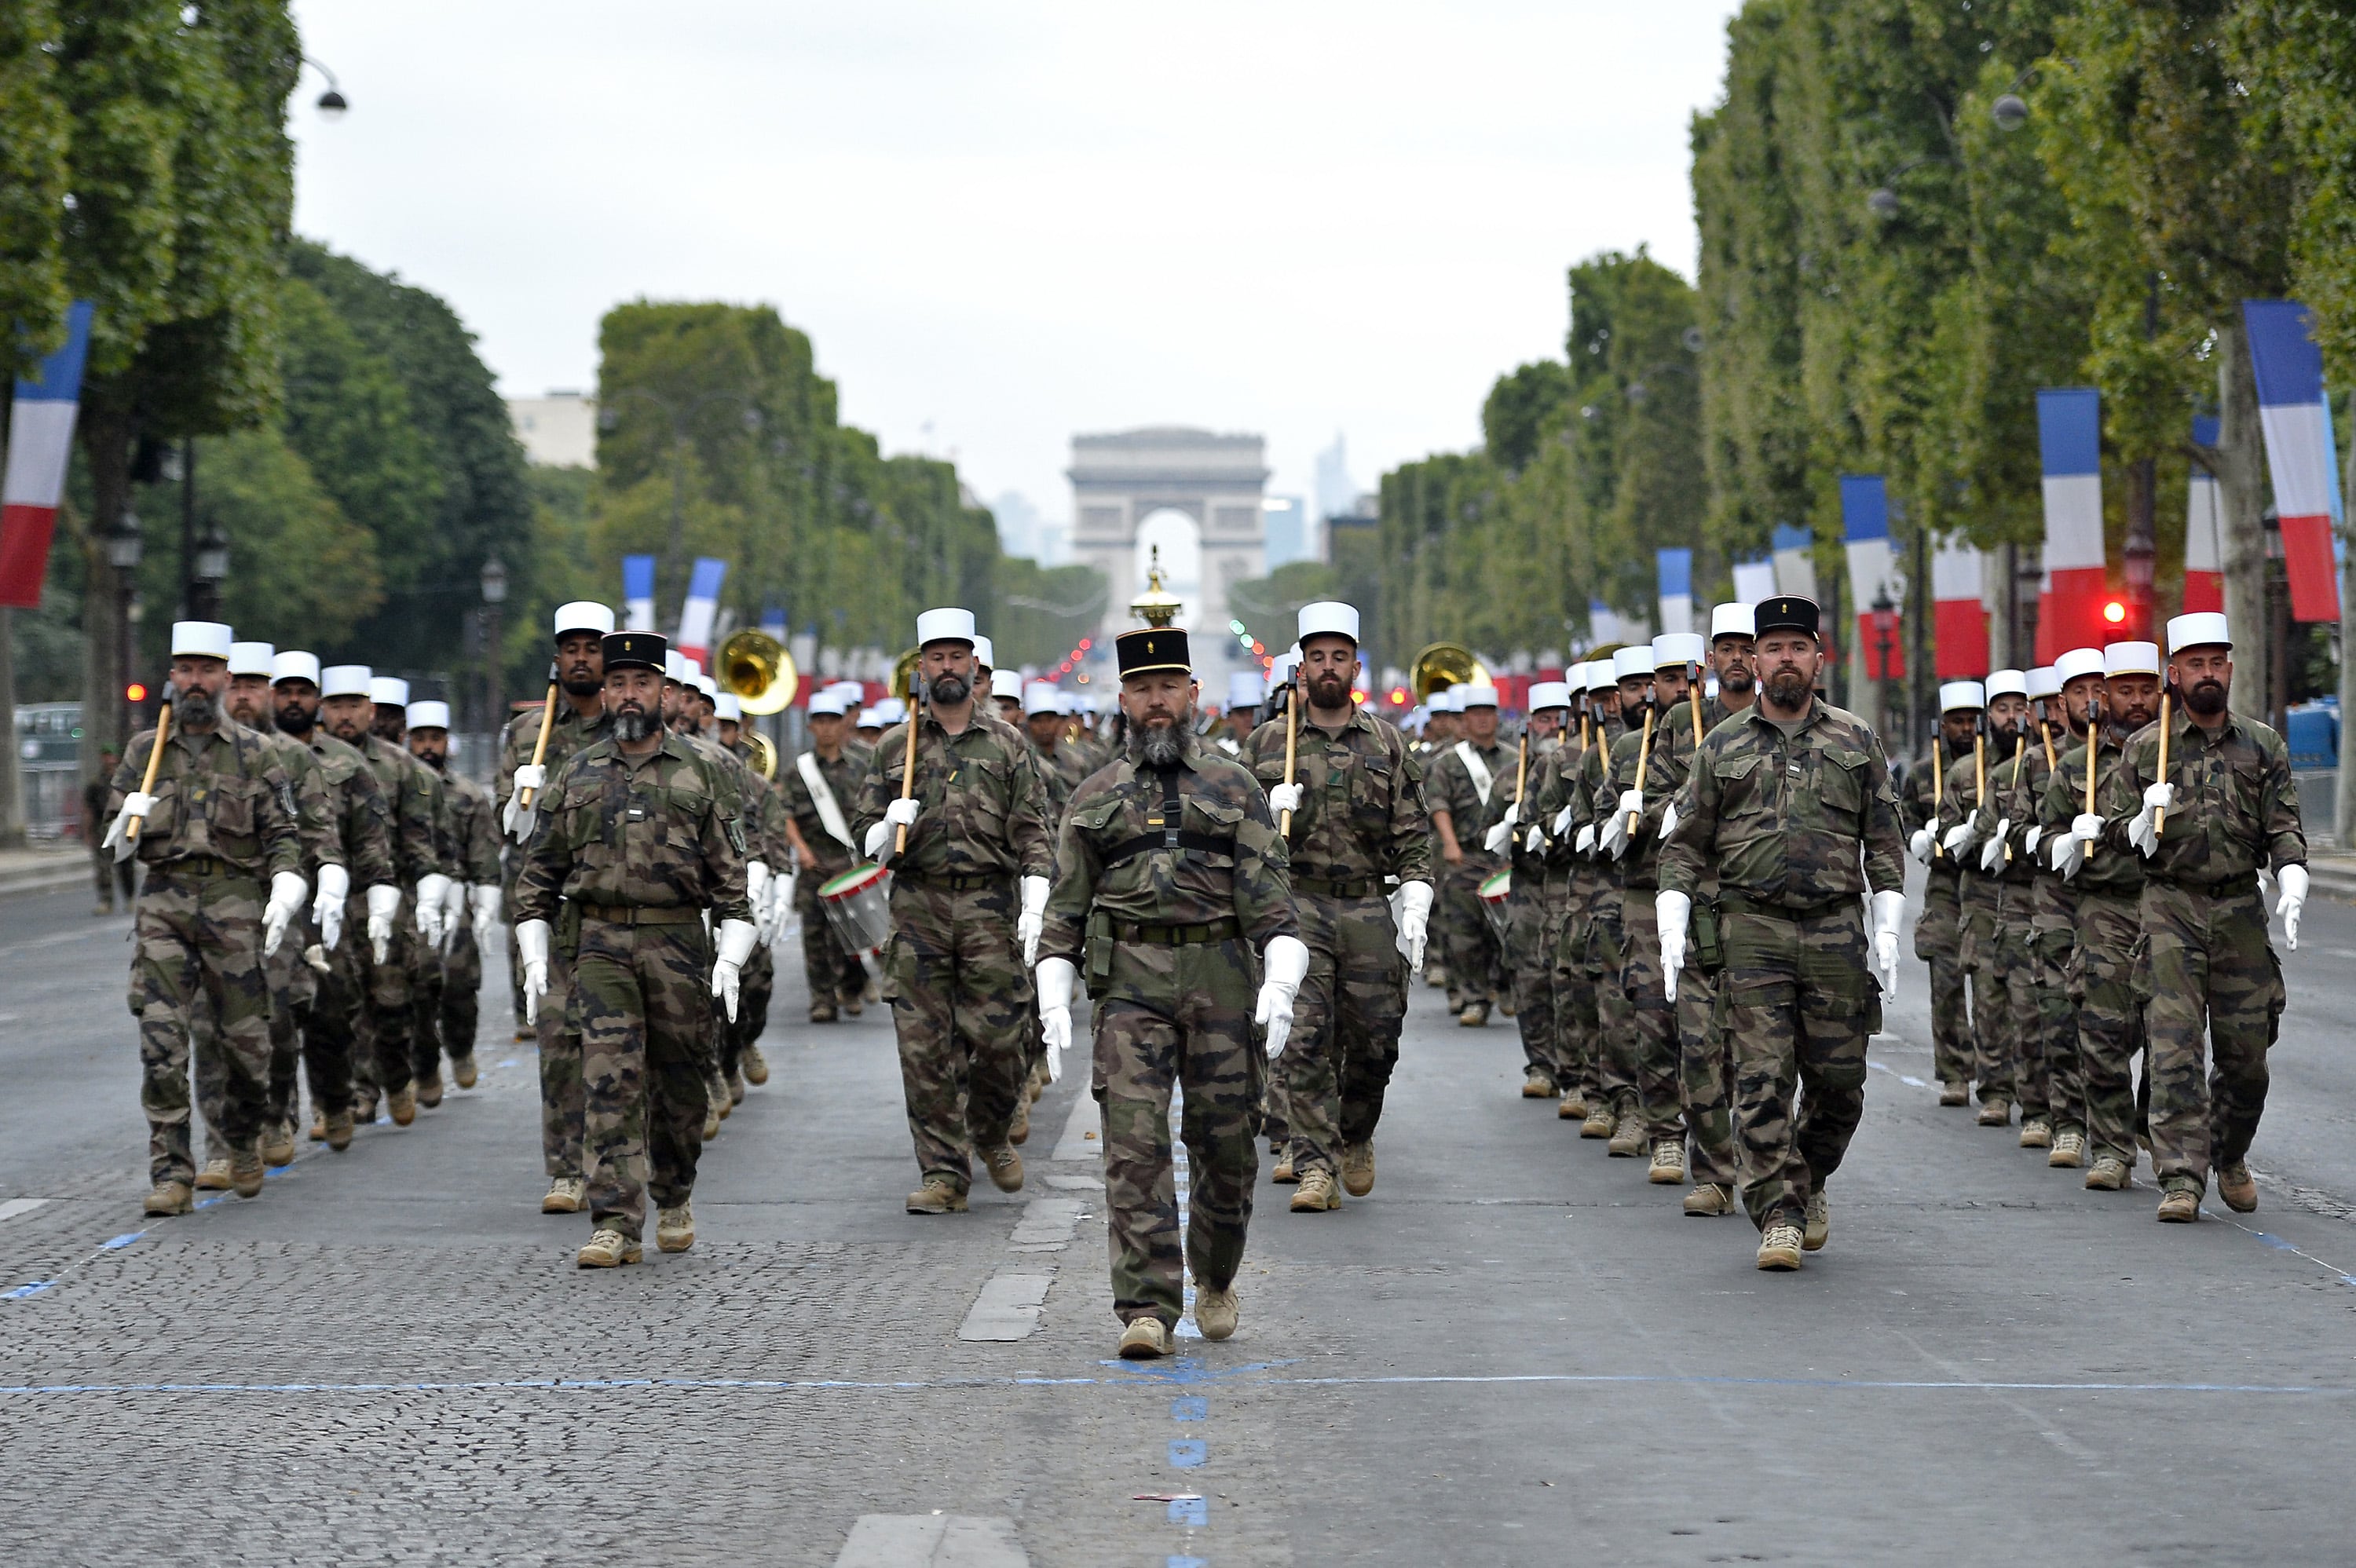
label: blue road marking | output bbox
[99,1231,145,1251]
[1166,1497,1208,1527]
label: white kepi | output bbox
[916,608,977,647]
[171,620,232,660]
[2167,612,2230,653]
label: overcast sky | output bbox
[289,2,1741,527]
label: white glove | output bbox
[1255,934,1311,1061]
[1909,826,1934,864]
[865,796,923,862]
[1498,799,1520,829]
[470,883,501,945]
[2051,826,2087,879]
[313,862,349,951]
[263,871,308,957]
[304,943,332,976]
[1979,818,2008,871]
[1655,889,1692,1003]
[1553,803,1575,838]
[1018,874,1049,967]
[102,791,156,853]
[746,860,774,942]
[1575,824,1596,855]
[2128,780,2173,857]
[2072,811,2104,843]
[1268,782,1303,817]
[770,872,795,945]
[1941,820,1979,857]
[1036,955,1077,1083]
[1870,889,1905,1000]
[1483,820,1514,854]
[2024,826,2044,857]
[439,875,467,952]
[1394,879,1434,970]
[365,883,401,965]
[503,764,547,835]
[710,917,756,1022]
[1659,802,1678,843]
[2277,863,2309,952]
[1599,788,1643,860]
[516,917,551,1025]
[415,873,453,945]
[1524,822,1547,853]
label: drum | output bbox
[1477,867,1512,939]
[818,863,894,971]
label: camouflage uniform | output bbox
[851,708,1052,1196]
[1578,726,1637,1120]
[1029,735,1093,823]
[1936,749,2013,1109]
[1606,706,1687,1147]
[1042,727,1297,1329]
[724,740,787,1071]
[1663,695,1745,1189]
[514,733,751,1242]
[1975,730,2053,1127]
[432,768,502,1076]
[353,732,449,1104]
[779,744,873,1014]
[2102,706,2303,1198]
[1898,743,1973,1090]
[1503,736,1560,1085]
[293,731,394,1122]
[1424,738,1512,1011]
[107,719,303,1185]
[1516,740,1577,1093]
[1534,713,1625,1110]
[496,700,612,1178]
[2045,729,2144,1166]
[1242,705,1429,1180]
[1659,701,1904,1231]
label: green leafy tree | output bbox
[0,0,70,375]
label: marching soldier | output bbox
[2024,649,2105,1171]
[1971,668,2057,1150]
[1247,601,1431,1214]
[1657,596,1905,1270]
[1036,620,1305,1358]
[1539,659,1629,1132]
[1425,680,1511,1025]
[990,669,1026,728]
[407,700,502,1096]
[85,747,133,913]
[1932,682,2014,1124]
[780,691,872,1022]
[2095,612,2304,1223]
[1216,671,1262,756]
[514,630,754,1266]
[1902,682,1987,1107]
[1025,682,1092,818]
[850,609,1053,1215]
[366,677,462,1112]
[1588,645,1661,1154]
[101,622,309,1215]
[713,691,783,1091]
[1489,680,1570,1099]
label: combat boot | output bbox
[452,1054,478,1090]
[262,1121,295,1168]
[711,1072,732,1119]
[1647,1140,1685,1184]
[388,1087,417,1127]
[324,1109,354,1152]
[576,1227,642,1267]
[1118,1318,1173,1359]
[1608,1113,1646,1158]
[1270,1143,1297,1183]
[542,1176,585,1214]
[701,1103,722,1141]
[195,1157,233,1192]
[1290,1167,1341,1212]
[1975,1096,2011,1128]
[1938,1081,1969,1107]
[1457,1000,1490,1028]
[2083,1155,2131,1191]
[355,1090,379,1124]
[808,1003,839,1023]
[656,1201,696,1253]
[2156,1186,2201,1223]
[230,1149,265,1199]
[1008,1093,1030,1146]
[144,1179,194,1216]
[2047,1131,2087,1168]
[741,1043,769,1085]
[726,1069,744,1107]
[1802,1190,1829,1251]
[1682,1182,1734,1217]
[842,993,864,1018]
[1341,1141,1375,1197]
[2018,1117,2052,1150]
[1194,1284,1239,1340]
[2218,1162,2258,1213]
[1755,1221,1805,1270]
[1558,1091,1587,1121]
[309,1111,328,1142]
[1498,996,1517,1019]
[417,1073,444,1110]
[1579,1105,1615,1140]
[1522,1068,1555,1098]
[1027,1060,1047,1104]
[906,1179,968,1215]
[983,1144,1025,1193]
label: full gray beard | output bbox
[1129,722,1187,770]
[1764,671,1810,709]
[613,708,657,743]
[930,673,971,707]
[173,688,218,729]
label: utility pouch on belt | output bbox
[558,899,581,960]
[1085,909,1113,998]
[1692,897,1725,975]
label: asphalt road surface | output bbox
[4,869,2354,1566]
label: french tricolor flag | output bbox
[675,555,728,671]
[1931,533,1988,677]
[622,554,657,632]
[2244,299,2343,623]
[0,301,95,608]
[2036,387,2107,663]
[1840,474,1903,678]
[2185,415,2224,615]
[1731,553,1776,606]
[1770,524,1816,602]
[1656,546,1693,638]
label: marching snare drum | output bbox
[1477,867,1513,939]
[818,862,894,971]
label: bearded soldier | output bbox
[1538,660,1628,1131]
[364,677,462,1113]
[101,622,308,1215]
[1426,680,1510,1026]
[851,609,1053,1215]
[664,657,759,1137]
[1931,684,2013,1125]
[712,692,783,1093]
[1902,683,1988,1108]
[1487,679,1570,1100]
[1586,645,1661,1155]
[407,700,502,1095]
[779,690,872,1022]
[1037,622,1305,1358]
[2024,649,2106,1171]
[1959,669,2056,1149]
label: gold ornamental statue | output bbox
[1131,545,1183,629]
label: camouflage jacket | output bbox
[494,697,611,813]
[850,708,1053,881]
[1425,739,1514,853]
[1933,753,2003,911]
[440,768,503,884]
[1972,726,2051,890]
[1530,712,1622,871]
[1659,699,1904,905]
[1609,697,1712,891]
[309,731,397,890]
[1040,727,1297,962]
[777,744,865,875]
[106,718,302,880]
[1897,742,1952,835]
[355,733,449,884]
[512,732,752,926]
[255,725,343,875]
[2102,706,2306,883]
[1027,737,1094,826]
[2044,730,2145,897]
[1506,735,1558,881]
[1241,704,1432,891]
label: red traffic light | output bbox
[2102,600,2127,625]
[125,682,148,703]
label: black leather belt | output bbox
[1111,918,1242,945]
[578,903,702,925]
[1716,894,1857,921]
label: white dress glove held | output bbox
[1394,879,1434,971]
[1655,890,1691,1003]
[1035,956,1077,1083]
[516,918,551,1026]
[710,918,757,1022]
[263,872,308,957]
[1256,934,1311,1061]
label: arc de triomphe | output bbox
[1067,427,1269,688]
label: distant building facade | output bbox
[507,390,598,468]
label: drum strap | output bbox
[1454,740,1494,807]
[796,750,855,850]
[1103,767,1231,866]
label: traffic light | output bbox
[125,682,148,703]
[2102,599,2127,626]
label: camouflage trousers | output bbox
[1992,898,2046,1122]
[1587,890,1638,1116]
[883,879,1030,1193]
[2030,880,2081,1137]
[2069,889,2146,1168]
[130,871,274,1185]
[302,920,368,1120]
[1913,879,1973,1087]
[1958,892,2012,1106]
[572,917,712,1242]
[408,919,449,1086]
[1677,963,1736,1188]
[1553,890,1601,1103]
[796,865,870,1014]
[202,925,316,1160]
[536,939,585,1181]
[351,892,417,1101]
[1617,894,1685,1142]
[1721,902,1875,1231]
[1507,877,1558,1084]
[439,922,483,1072]
[1282,890,1408,1179]
[1096,938,1263,1329]
[723,940,774,1079]
[2142,880,2285,1194]
[1437,855,1505,1007]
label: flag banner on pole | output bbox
[2244,299,2342,623]
[1769,524,1816,603]
[622,554,657,631]
[760,602,787,639]
[676,555,728,670]
[1588,599,1626,649]
[2036,387,2107,662]
[1731,554,1775,606]
[1840,475,1904,679]
[2185,415,2224,614]
[1931,534,1988,677]
[0,301,96,608]
[1655,547,1693,639]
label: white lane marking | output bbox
[834,1514,1028,1566]
[0,1198,49,1224]
[1049,1092,1100,1162]
[955,1274,1055,1343]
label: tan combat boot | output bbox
[1008,1093,1030,1146]
[1290,1167,1341,1212]
[1118,1318,1173,1359]
[1522,1069,1555,1098]
[1498,996,1517,1019]
[1647,1140,1685,1185]
[1270,1142,1297,1183]
[262,1121,295,1168]
[741,1042,769,1086]
[2047,1130,2087,1168]
[1755,1221,1805,1270]
[726,1069,744,1107]
[576,1227,642,1267]
[1194,1284,1239,1341]
[324,1109,354,1152]
[701,1102,723,1141]
[1579,1105,1615,1140]
[2018,1117,2053,1150]
[2217,1162,2258,1213]
[144,1179,194,1217]
[1682,1182,1734,1217]
[1802,1190,1829,1251]
[2156,1187,2201,1223]
[983,1144,1025,1193]
[1938,1081,1969,1107]
[2083,1155,2131,1191]
[194,1157,233,1192]
[542,1176,585,1214]
[657,1201,696,1253]
[1976,1096,2010,1128]
[905,1179,968,1215]
[1341,1141,1375,1197]
[1027,1059,1047,1103]
[1608,1114,1646,1158]
[1457,1001,1490,1028]
[388,1087,417,1127]
[1558,1091,1587,1121]
[416,1073,444,1110]
[309,1110,328,1142]
[230,1149,265,1199]
[452,1054,479,1090]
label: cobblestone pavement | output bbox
[5,872,2356,1565]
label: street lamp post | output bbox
[480,554,507,740]
[189,513,229,623]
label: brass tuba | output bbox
[1409,641,1490,703]
[719,629,799,715]
[743,730,778,780]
